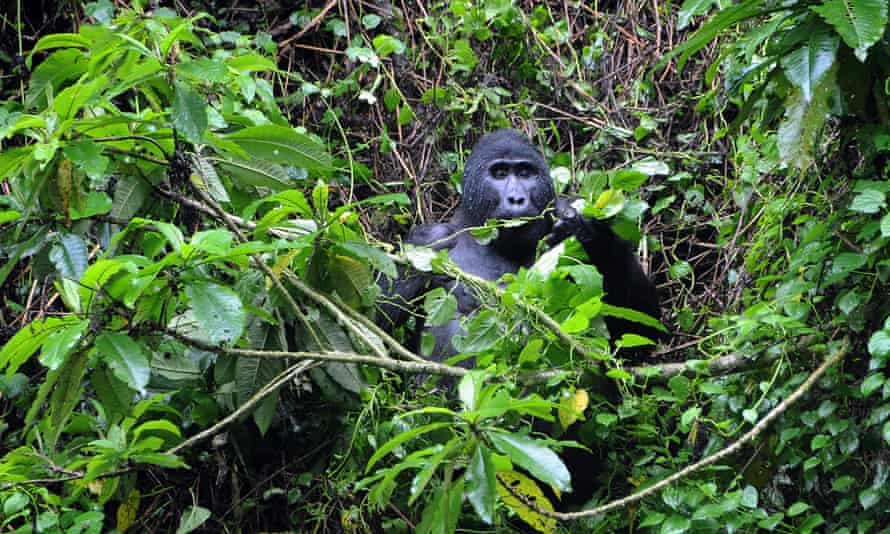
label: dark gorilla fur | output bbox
[376,129,663,509]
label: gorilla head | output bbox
[457,129,556,259]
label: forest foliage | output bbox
[0,0,889,532]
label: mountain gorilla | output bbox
[377,128,662,510]
[377,128,661,358]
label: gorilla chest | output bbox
[439,239,522,313]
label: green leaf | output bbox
[31,33,91,55]
[661,515,692,534]
[518,338,544,364]
[641,512,666,528]
[40,320,88,370]
[47,350,88,449]
[881,213,890,237]
[869,330,890,359]
[365,422,452,472]
[450,39,479,73]
[453,310,503,353]
[741,485,757,508]
[131,452,187,468]
[611,169,649,190]
[424,288,458,327]
[0,316,82,373]
[778,69,834,170]
[465,444,496,524]
[50,233,89,281]
[96,332,151,394]
[860,373,885,397]
[373,35,406,57]
[63,141,109,182]
[54,75,107,122]
[133,419,182,442]
[850,189,887,214]
[811,434,830,450]
[3,492,28,515]
[111,174,150,221]
[192,155,230,203]
[811,0,888,62]
[227,52,277,73]
[26,49,87,108]
[859,487,880,510]
[780,29,838,102]
[176,58,228,83]
[678,0,715,30]
[600,303,667,332]
[190,229,233,255]
[214,157,292,190]
[184,281,246,345]
[224,125,332,172]
[175,505,211,534]
[172,82,208,145]
[488,431,571,492]
[70,191,113,220]
[339,241,397,279]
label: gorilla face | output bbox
[459,129,556,229]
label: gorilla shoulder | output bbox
[406,222,459,250]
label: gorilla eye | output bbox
[490,163,509,179]
[516,164,535,178]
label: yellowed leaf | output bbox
[558,388,589,429]
[116,489,141,532]
[496,470,556,534]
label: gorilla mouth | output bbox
[492,206,541,220]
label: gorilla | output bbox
[376,129,663,511]
[377,128,661,359]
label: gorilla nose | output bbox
[507,195,526,206]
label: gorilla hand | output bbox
[546,197,605,248]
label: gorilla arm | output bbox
[550,197,662,342]
[375,222,458,331]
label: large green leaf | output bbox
[40,320,88,370]
[47,349,88,450]
[224,125,332,172]
[26,49,87,109]
[777,67,835,169]
[365,422,452,472]
[423,287,458,327]
[111,174,151,221]
[678,0,716,30]
[175,506,211,534]
[0,316,81,374]
[184,281,246,345]
[452,310,503,353]
[49,233,89,281]
[465,444,496,524]
[213,157,293,191]
[172,82,208,144]
[811,0,888,61]
[339,241,398,279]
[781,29,838,102]
[96,332,151,395]
[236,356,283,435]
[54,75,108,123]
[488,431,571,492]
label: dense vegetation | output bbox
[1,0,889,532]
